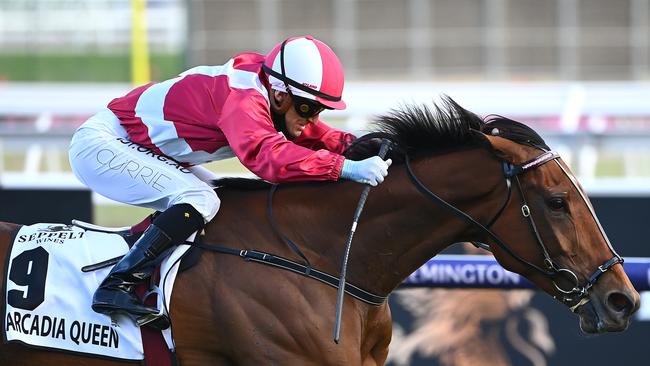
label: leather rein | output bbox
[405,145,623,311]
[201,140,622,310]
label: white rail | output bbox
[2,81,650,187]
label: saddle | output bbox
[74,214,203,274]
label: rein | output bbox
[193,243,386,306]
[405,145,623,308]
[196,137,621,312]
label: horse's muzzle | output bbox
[576,290,639,333]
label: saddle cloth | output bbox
[3,223,188,362]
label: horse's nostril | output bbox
[607,292,633,315]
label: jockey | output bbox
[68,35,391,328]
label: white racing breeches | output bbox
[68,109,220,223]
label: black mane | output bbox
[344,95,549,160]
[482,115,550,150]
[344,96,485,160]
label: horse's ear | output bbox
[482,133,529,163]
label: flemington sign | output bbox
[402,254,650,292]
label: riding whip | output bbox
[333,139,391,344]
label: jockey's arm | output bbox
[291,118,356,154]
[218,92,345,183]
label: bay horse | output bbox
[0,97,640,365]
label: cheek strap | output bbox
[271,92,291,114]
[271,108,288,134]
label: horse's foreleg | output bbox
[364,344,389,366]
[361,304,392,366]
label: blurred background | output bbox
[0,1,648,365]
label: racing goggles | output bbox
[290,92,326,118]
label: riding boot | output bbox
[92,224,175,320]
[92,203,206,329]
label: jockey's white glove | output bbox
[340,156,392,186]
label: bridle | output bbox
[259,134,623,310]
[402,139,623,310]
[186,134,623,312]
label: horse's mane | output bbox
[212,96,550,190]
[482,115,550,150]
[345,95,550,160]
[344,96,485,160]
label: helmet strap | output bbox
[270,108,288,135]
[268,89,290,134]
[270,89,291,114]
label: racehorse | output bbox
[0,97,639,365]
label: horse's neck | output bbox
[345,148,505,295]
[205,183,360,264]
[203,148,504,296]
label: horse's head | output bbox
[481,123,640,333]
[344,97,639,334]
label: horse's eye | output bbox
[548,197,566,211]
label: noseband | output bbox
[404,145,623,310]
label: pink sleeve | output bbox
[292,119,357,154]
[218,91,345,183]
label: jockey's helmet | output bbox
[263,36,346,110]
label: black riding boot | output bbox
[92,203,205,329]
[92,225,174,323]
